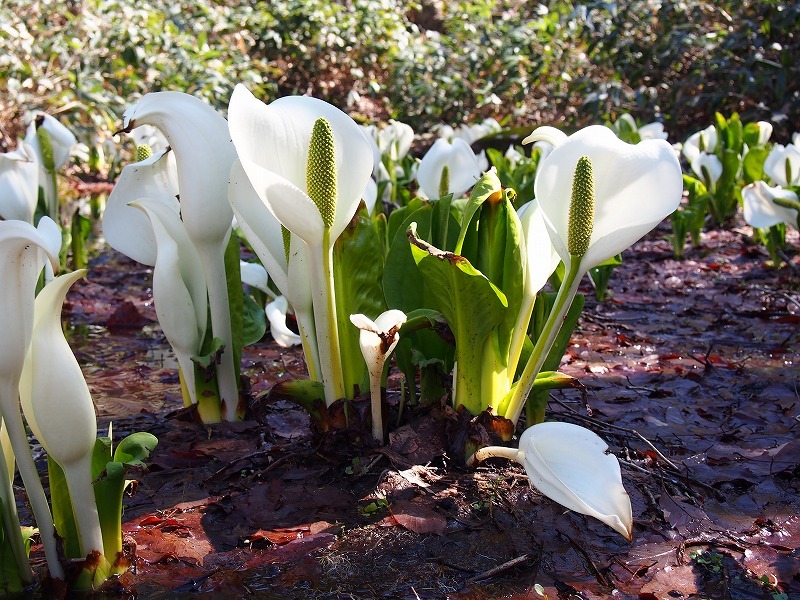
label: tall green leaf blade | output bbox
[408,226,507,414]
[333,212,386,398]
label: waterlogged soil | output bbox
[26,220,800,599]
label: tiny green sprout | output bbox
[307,117,337,228]
[567,155,595,257]
[135,144,153,162]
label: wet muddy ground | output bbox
[35,220,800,598]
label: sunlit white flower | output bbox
[416,138,483,199]
[350,310,407,443]
[0,142,38,223]
[691,152,723,190]
[266,296,302,348]
[764,144,800,188]
[682,125,717,164]
[742,181,799,230]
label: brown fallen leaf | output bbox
[389,498,446,535]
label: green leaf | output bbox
[742,146,768,184]
[70,208,92,270]
[241,292,267,347]
[223,231,244,387]
[47,457,82,559]
[408,224,507,414]
[333,210,386,398]
[113,432,158,467]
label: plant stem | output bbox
[468,445,520,467]
[0,381,64,580]
[198,241,241,421]
[369,372,383,444]
[309,232,345,406]
[502,258,583,424]
[62,461,104,557]
[0,431,33,584]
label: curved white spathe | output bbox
[526,125,682,273]
[350,310,407,381]
[691,152,723,189]
[129,199,208,404]
[518,421,633,539]
[0,218,61,380]
[120,91,236,246]
[416,138,483,199]
[103,148,180,266]
[682,125,717,164]
[20,270,96,467]
[764,144,800,188]
[266,296,302,347]
[517,200,561,297]
[240,260,270,294]
[228,84,373,244]
[742,181,799,230]
[0,142,39,223]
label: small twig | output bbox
[465,554,531,583]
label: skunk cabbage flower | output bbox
[20,270,104,557]
[129,199,208,407]
[129,124,169,154]
[764,144,800,188]
[524,124,682,274]
[350,310,407,443]
[103,148,179,267]
[24,113,76,219]
[376,120,414,161]
[240,260,270,295]
[638,122,668,141]
[682,125,717,164]
[113,92,240,420]
[471,422,633,539]
[691,152,723,190]
[267,296,302,347]
[0,217,63,579]
[742,181,799,230]
[228,84,373,403]
[416,138,482,199]
[517,200,561,297]
[228,85,372,249]
[756,121,773,146]
[0,142,38,223]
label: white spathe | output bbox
[524,125,682,274]
[19,270,96,468]
[416,138,482,199]
[350,310,407,382]
[266,296,302,347]
[691,152,723,189]
[742,181,799,230]
[682,125,717,164]
[0,142,39,223]
[764,144,800,188]
[228,84,373,245]
[103,148,180,266]
[517,422,633,539]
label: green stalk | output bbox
[296,318,320,383]
[0,381,64,580]
[482,335,510,413]
[309,233,345,406]
[196,241,241,421]
[502,258,582,424]
[453,329,486,415]
[0,436,32,584]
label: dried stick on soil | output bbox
[465,554,532,584]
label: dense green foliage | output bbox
[1,0,798,153]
